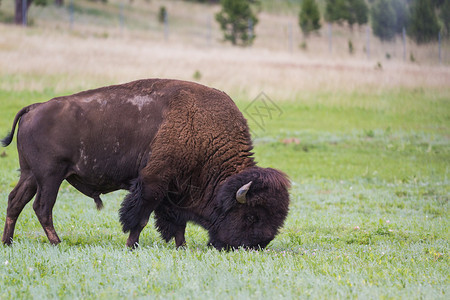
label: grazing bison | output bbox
[2,79,290,249]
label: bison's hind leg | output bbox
[32,172,65,245]
[2,171,37,245]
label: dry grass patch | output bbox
[1,24,449,102]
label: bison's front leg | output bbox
[119,177,165,248]
[154,207,187,248]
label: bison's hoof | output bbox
[126,241,139,249]
[2,238,13,246]
[176,242,187,249]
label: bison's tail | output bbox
[119,178,144,233]
[1,103,41,147]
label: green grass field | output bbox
[0,85,448,299]
[0,0,449,297]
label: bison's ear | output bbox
[236,181,252,204]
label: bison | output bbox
[2,79,290,249]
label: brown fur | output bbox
[2,79,290,249]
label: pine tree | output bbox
[215,0,258,46]
[325,0,347,24]
[409,0,440,43]
[325,0,368,28]
[371,0,397,41]
[347,0,368,28]
[299,0,321,37]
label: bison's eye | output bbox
[246,215,258,224]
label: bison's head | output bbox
[209,167,290,250]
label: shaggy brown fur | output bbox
[2,79,290,249]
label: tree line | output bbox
[217,0,449,46]
[4,0,450,46]
[301,0,448,45]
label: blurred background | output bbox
[0,0,448,100]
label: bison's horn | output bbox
[236,181,252,204]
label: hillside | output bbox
[0,0,448,101]
[1,0,448,61]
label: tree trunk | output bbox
[55,0,64,6]
[15,0,34,26]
